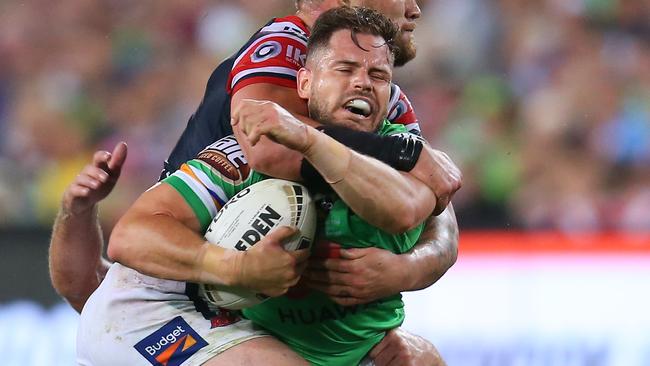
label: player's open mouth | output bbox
[343,98,373,118]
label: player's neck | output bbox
[295,0,344,30]
[295,9,318,30]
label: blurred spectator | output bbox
[0,0,648,231]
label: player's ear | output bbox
[297,68,311,100]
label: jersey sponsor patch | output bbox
[229,31,307,93]
[251,40,282,63]
[197,136,250,185]
[133,316,208,366]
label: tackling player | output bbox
[77,8,443,365]
[51,0,460,364]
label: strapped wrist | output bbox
[194,243,242,286]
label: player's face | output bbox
[298,30,392,133]
[350,0,421,66]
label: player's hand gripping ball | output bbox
[200,179,317,309]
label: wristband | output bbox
[317,126,423,171]
[300,160,333,193]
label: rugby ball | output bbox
[199,178,316,309]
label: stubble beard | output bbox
[394,34,417,67]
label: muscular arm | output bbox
[48,143,127,313]
[107,183,213,282]
[107,182,309,297]
[233,97,442,233]
[304,204,458,305]
[50,207,110,313]
[399,204,458,291]
[231,84,309,181]
[301,124,437,233]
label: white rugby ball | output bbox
[200,178,316,310]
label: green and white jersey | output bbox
[163,121,425,366]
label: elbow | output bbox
[384,203,422,234]
[439,219,459,272]
[385,184,439,234]
[445,237,459,270]
[107,220,133,263]
[50,270,97,314]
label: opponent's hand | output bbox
[370,328,446,366]
[411,147,462,216]
[238,226,310,297]
[231,99,312,152]
[302,243,405,306]
[62,142,128,216]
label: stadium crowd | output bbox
[0,0,648,231]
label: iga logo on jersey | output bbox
[134,316,208,366]
[251,41,282,63]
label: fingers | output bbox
[303,280,353,300]
[369,331,399,366]
[265,226,299,245]
[232,99,263,132]
[107,141,128,175]
[368,332,390,359]
[75,172,105,191]
[338,247,364,260]
[66,184,91,198]
[81,165,109,184]
[90,142,128,178]
[92,150,112,171]
[292,248,311,263]
[303,265,350,284]
[246,121,271,147]
[296,258,309,275]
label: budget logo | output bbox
[134,316,208,366]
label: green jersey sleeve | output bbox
[162,135,266,232]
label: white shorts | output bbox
[77,263,269,366]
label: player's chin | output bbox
[335,111,377,132]
[394,37,417,67]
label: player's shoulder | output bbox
[387,83,421,135]
[245,15,309,55]
[228,15,309,93]
[258,15,309,41]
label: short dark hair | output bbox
[307,7,399,64]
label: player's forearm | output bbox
[49,206,108,312]
[107,213,241,286]
[304,128,437,234]
[231,85,317,181]
[234,127,304,181]
[399,205,458,291]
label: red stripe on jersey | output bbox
[387,89,420,134]
[231,76,297,95]
[390,90,418,126]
